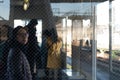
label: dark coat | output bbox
[0,25,13,80]
[0,41,6,79]
[7,46,32,80]
[0,40,11,80]
[40,36,48,69]
[25,19,41,75]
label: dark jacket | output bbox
[25,19,41,74]
[0,40,12,80]
[0,41,6,79]
[7,43,32,80]
[0,25,13,80]
[40,36,48,69]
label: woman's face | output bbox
[16,28,29,45]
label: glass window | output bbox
[1,0,120,80]
[0,0,10,20]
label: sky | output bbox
[0,0,10,20]
[51,3,97,16]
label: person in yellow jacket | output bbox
[47,37,62,80]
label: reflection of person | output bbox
[47,37,62,80]
[85,40,89,47]
[0,25,13,80]
[25,19,41,79]
[0,25,9,61]
[7,26,32,80]
[37,29,51,78]
[0,25,8,80]
[37,28,58,79]
[41,29,52,68]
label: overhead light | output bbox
[23,0,29,11]
[24,0,29,3]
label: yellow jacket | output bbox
[47,38,62,69]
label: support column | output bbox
[41,0,58,39]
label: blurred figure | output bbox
[36,29,52,79]
[37,28,58,79]
[0,24,8,80]
[7,26,32,80]
[85,40,89,47]
[25,19,41,79]
[41,29,52,69]
[0,25,13,80]
[0,25,8,42]
[47,37,63,80]
[0,25,8,61]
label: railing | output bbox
[97,57,120,76]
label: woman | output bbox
[47,37,63,80]
[7,26,32,80]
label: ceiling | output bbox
[11,0,110,6]
[50,0,109,3]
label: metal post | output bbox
[71,19,73,69]
[66,16,68,68]
[109,0,112,73]
[92,5,96,80]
